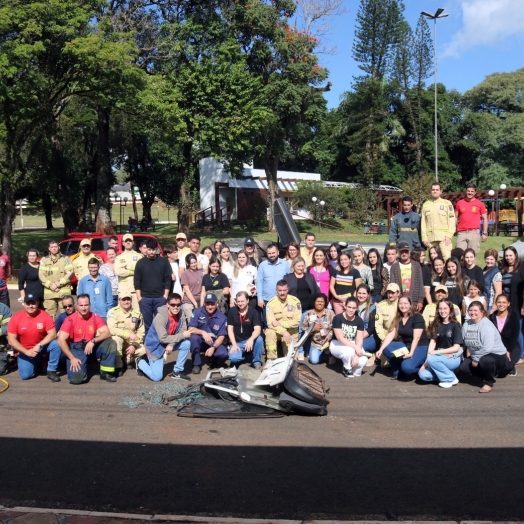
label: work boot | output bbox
[192,365,201,375]
[47,371,61,383]
[100,371,117,383]
[117,368,125,377]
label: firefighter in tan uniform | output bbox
[39,241,74,319]
[421,183,456,261]
[72,238,103,282]
[375,283,401,368]
[107,291,146,374]
[265,279,301,360]
[114,234,143,310]
[422,285,462,329]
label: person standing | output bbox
[389,242,425,311]
[244,238,260,267]
[329,252,361,314]
[257,244,290,310]
[176,233,191,262]
[58,294,118,384]
[0,245,10,307]
[115,233,143,311]
[228,291,264,369]
[187,235,209,272]
[107,235,120,253]
[300,233,316,267]
[77,258,113,323]
[383,245,398,278]
[138,293,191,381]
[134,238,172,333]
[163,244,183,296]
[455,184,488,254]
[72,239,103,282]
[421,182,456,261]
[389,196,421,250]
[99,247,119,307]
[107,292,146,375]
[18,249,44,308]
[7,294,59,382]
[39,240,74,319]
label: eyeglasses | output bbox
[63,304,74,308]
[168,303,181,307]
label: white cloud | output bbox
[443,0,524,57]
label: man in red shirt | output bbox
[0,245,10,307]
[7,294,59,381]
[58,293,117,384]
[455,184,488,254]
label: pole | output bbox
[433,17,438,183]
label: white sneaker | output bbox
[438,377,459,388]
[297,353,304,361]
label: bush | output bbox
[294,181,349,221]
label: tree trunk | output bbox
[264,156,279,232]
[0,183,16,259]
[131,186,139,220]
[43,193,54,230]
[95,105,115,234]
[177,181,191,235]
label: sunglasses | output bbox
[120,297,132,301]
[124,239,133,243]
[168,303,181,307]
[63,304,74,308]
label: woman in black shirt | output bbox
[201,257,230,313]
[418,299,463,387]
[367,248,388,302]
[376,296,429,379]
[18,249,44,307]
[444,257,469,308]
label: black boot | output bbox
[100,371,117,383]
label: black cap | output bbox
[244,237,255,246]
[24,294,37,303]
[398,241,410,252]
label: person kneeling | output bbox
[329,297,367,378]
[7,294,60,382]
[138,293,191,381]
[189,293,228,374]
[228,291,263,369]
[58,294,118,384]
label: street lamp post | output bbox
[422,7,449,183]
[120,197,128,233]
[311,197,325,233]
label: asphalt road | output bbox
[2,290,524,520]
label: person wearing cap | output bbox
[187,292,228,374]
[77,258,113,322]
[389,196,421,250]
[72,239,103,282]
[265,279,301,360]
[7,294,60,382]
[107,292,146,375]
[39,240,74,319]
[375,283,400,341]
[134,238,173,333]
[389,242,425,311]
[176,233,191,263]
[228,291,264,369]
[244,238,260,267]
[422,285,462,329]
[115,233,143,311]
[58,293,118,384]
[138,292,191,381]
[421,182,456,261]
[300,233,316,267]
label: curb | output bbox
[0,508,504,524]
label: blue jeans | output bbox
[519,318,524,358]
[139,296,167,333]
[418,354,461,383]
[111,295,118,308]
[302,340,324,365]
[229,336,263,366]
[383,342,428,377]
[17,342,61,380]
[363,335,378,353]
[138,339,190,381]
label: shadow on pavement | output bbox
[0,437,521,520]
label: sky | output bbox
[320,0,524,109]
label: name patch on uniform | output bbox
[37,323,43,329]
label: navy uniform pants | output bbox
[66,339,117,384]
[189,334,228,367]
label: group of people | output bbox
[4,182,522,394]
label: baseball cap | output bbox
[122,233,134,242]
[434,285,448,294]
[244,237,255,246]
[386,283,400,293]
[118,291,132,299]
[204,293,218,303]
[176,232,187,240]
[80,238,91,247]
[398,241,410,252]
[24,294,38,303]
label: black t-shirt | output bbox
[295,275,312,310]
[398,313,429,348]
[435,322,463,349]
[333,268,361,296]
[421,264,432,288]
[203,273,230,292]
[462,265,485,289]
[371,268,381,294]
[227,306,261,342]
[332,314,364,342]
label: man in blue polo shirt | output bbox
[77,259,112,322]
[188,292,228,374]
